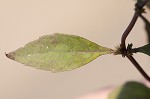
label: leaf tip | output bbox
[5,52,15,60]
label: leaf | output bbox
[108,81,150,99]
[146,0,150,9]
[6,33,112,72]
[137,43,150,56]
[136,0,150,9]
[140,14,150,43]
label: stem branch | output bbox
[127,55,150,82]
[121,13,138,52]
[120,0,150,82]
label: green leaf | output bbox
[6,33,112,72]
[146,0,150,9]
[108,81,150,99]
[136,0,150,9]
[137,43,150,56]
[140,14,150,43]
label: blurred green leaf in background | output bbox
[109,81,150,99]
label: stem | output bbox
[121,13,138,51]
[127,55,150,82]
[120,0,150,82]
[121,0,149,53]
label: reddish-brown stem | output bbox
[121,13,138,51]
[127,55,150,82]
[121,0,149,51]
[121,0,150,82]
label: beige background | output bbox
[0,0,150,99]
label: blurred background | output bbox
[0,0,150,99]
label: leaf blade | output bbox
[137,43,150,56]
[140,14,150,43]
[108,81,150,99]
[6,33,112,72]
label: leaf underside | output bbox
[6,33,112,72]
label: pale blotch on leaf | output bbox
[6,33,112,72]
